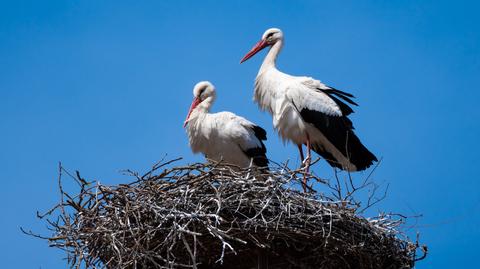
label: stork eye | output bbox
[266,32,275,38]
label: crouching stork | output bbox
[184,81,269,169]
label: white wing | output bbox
[286,76,343,117]
[211,112,264,150]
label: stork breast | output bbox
[274,103,307,145]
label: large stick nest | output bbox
[28,159,427,269]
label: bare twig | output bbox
[26,159,425,269]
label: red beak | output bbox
[183,97,201,127]
[240,39,269,63]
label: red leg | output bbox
[297,144,305,164]
[305,134,312,173]
[298,143,307,192]
[301,134,312,192]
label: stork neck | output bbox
[189,98,213,123]
[187,107,208,128]
[260,40,283,72]
[198,97,214,112]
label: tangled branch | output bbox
[24,159,427,269]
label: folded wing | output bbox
[288,77,377,171]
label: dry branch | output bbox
[26,159,427,269]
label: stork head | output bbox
[240,28,283,63]
[183,81,216,127]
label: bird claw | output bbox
[302,172,311,193]
[301,156,311,168]
[300,157,312,193]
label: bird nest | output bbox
[26,158,427,269]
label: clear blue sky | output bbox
[1,0,479,268]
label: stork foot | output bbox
[302,173,308,193]
[300,152,315,192]
[301,156,312,169]
[301,160,311,193]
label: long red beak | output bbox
[183,97,201,127]
[240,39,269,63]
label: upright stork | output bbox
[240,28,377,182]
[184,81,269,168]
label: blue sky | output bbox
[1,0,479,268]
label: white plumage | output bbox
[184,81,268,168]
[241,28,377,173]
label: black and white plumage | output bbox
[241,28,377,172]
[184,81,268,168]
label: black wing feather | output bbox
[315,86,358,116]
[300,108,377,171]
[325,94,355,116]
[242,125,269,168]
[327,87,355,97]
[251,125,267,140]
[322,88,358,106]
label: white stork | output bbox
[184,81,269,168]
[240,28,377,178]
